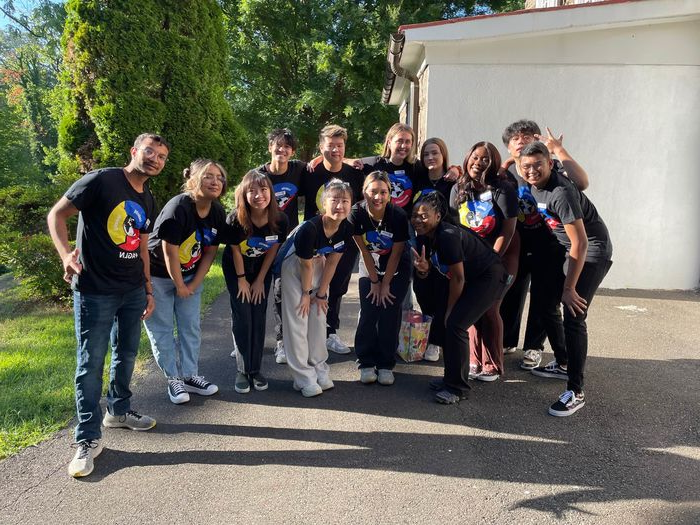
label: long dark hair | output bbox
[231,170,281,234]
[456,141,502,205]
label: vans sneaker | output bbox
[521,349,543,370]
[103,410,156,431]
[168,378,190,404]
[549,390,585,417]
[531,360,568,380]
[234,372,251,394]
[251,373,268,391]
[184,375,218,396]
[423,344,440,362]
[68,439,103,478]
[274,340,287,364]
[326,334,351,354]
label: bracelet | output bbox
[370,278,380,285]
[237,273,246,278]
[315,293,328,300]
[146,292,154,296]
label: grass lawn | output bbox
[0,254,226,459]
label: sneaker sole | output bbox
[531,370,568,380]
[235,385,251,394]
[475,374,499,382]
[520,362,540,370]
[319,382,334,391]
[169,394,190,404]
[253,383,268,391]
[301,388,323,398]
[328,347,351,355]
[549,400,585,417]
[183,386,219,396]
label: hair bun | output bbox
[183,168,191,180]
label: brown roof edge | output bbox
[397,0,641,32]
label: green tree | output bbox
[57,0,250,199]
[220,0,524,164]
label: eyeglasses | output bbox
[139,146,168,163]
[203,173,226,183]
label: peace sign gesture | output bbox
[411,245,430,276]
[534,126,564,156]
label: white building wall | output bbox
[418,20,700,290]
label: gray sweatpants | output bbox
[280,255,331,390]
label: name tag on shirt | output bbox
[211,228,218,235]
[265,235,278,242]
[275,191,285,198]
[333,241,345,250]
[394,170,405,176]
[379,231,393,239]
[480,191,492,202]
[537,203,547,211]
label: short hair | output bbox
[362,170,391,194]
[501,120,541,146]
[413,190,448,222]
[322,178,353,203]
[182,158,228,196]
[520,141,551,159]
[420,137,449,172]
[232,170,281,235]
[133,133,170,152]
[267,128,297,150]
[318,124,348,145]
[381,123,416,164]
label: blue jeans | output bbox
[73,287,146,442]
[143,276,203,379]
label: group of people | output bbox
[48,118,612,478]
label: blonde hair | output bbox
[381,123,416,164]
[182,158,228,196]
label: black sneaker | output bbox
[531,360,568,380]
[183,376,219,396]
[251,373,268,391]
[549,390,585,417]
[234,372,251,394]
[434,389,467,404]
[167,378,190,404]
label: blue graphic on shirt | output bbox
[517,186,542,226]
[363,230,392,256]
[430,252,451,279]
[389,171,413,208]
[412,187,436,203]
[273,182,298,211]
[317,240,346,256]
[239,235,280,258]
[459,198,496,238]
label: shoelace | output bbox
[74,440,99,458]
[169,380,187,395]
[125,410,143,419]
[188,376,208,388]
[559,390,575,404]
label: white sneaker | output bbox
[274,340,287,364]
[468,364,481,380]
[301,384,323,397]
[503,346,518,354]
[318,378,335,391]
[68,439,103,478]
[521,349,543,370]
[360,368,378,384]
[326,334,351,354]
[423,344,440,362]
[377,369,395,386]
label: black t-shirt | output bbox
[294,215,353,259]
[64,167,157,294]
[362,157,430,215]
[449,179,518,247]
[148,194,227,279]
[416,222,500,281]
[348,201,410,277]
[413,175,454,205]
[223,211,290,278]
[301,163,363,220]
[530,170,613,262]
[258,160,306,228]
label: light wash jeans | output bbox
[73,286,146,442]
[143,276,203,379]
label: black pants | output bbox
[443,262,509,397]
[413,268,448,347]
[222,255,272,376]
[326,242,359,337]
[563,258,612,393]
[501,244,567,356]
[355,272,410,370]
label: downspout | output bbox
[382,32,419,128]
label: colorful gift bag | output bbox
[397,310,432,362]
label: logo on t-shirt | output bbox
[180,230,203,270]
[389,171,413,208]
[459,197,496,238]
[239,236,279,258]
[363,230,392,256]
[107,200,147,252]
[537,203,561,231]
[412,187,436,203]
[517,187,542,227]
[274,182,298,211]
[430,252,451,279]
[317,240,345,256]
